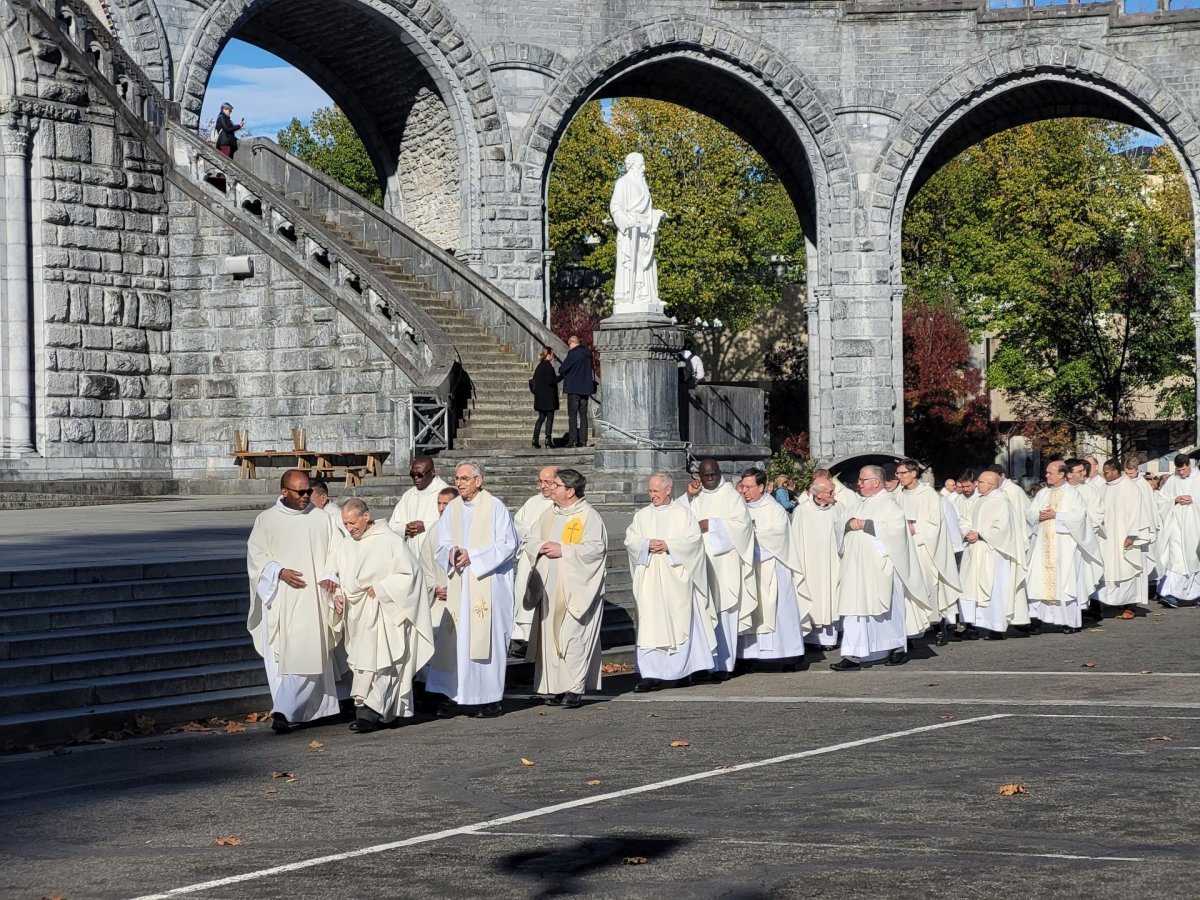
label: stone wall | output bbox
[391,82,460,251]
[166,185,407,478]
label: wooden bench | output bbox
[231,430,389,487]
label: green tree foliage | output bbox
[548,99,806,334]
[277,107,383,207]
[904,119,1195,458]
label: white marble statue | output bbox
[610,152,667,316]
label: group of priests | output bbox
[246,449,1183,733]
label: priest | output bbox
[832,465,928,670]
[959,471,1027,639]
[511,465,557,645]
[683,458,757,680]
[429,461,519,717]
[1025,460,1102,633]
[524,469,607,708]
[792,475,844,650]
[626,472,715,691]
[1097,458,1150,616]
[1125,453,1161,585]
[389,455,448,558]
[320,499,434,732]
[1155,454,1200,608]
[246,469,345,733]
[895,459,960,644]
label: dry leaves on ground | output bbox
[1140,670,1152,675]
[270,771,293,780]
[937,715,955,721]
[1088,627,1106,633]
[924,683,939,688]
[214,836,244,846]
[244,711,269,723]
[39,895,66,900]
[134,714,155,734]
[586,779,602,786]
[623,856,648,865]
[669,740,690,748]
[1147,736,1172,742]
[307,740,324,752]
[1081,662,1098,669]
[520,758,536,766]
[225,721,245,734]
[997,783,1028,797]
[601,662,634,675]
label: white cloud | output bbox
[200,64,333,138]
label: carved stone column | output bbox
[1192,311,1200,448]
[1,111,37,457]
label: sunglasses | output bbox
[285,487,313,496]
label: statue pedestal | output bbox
[593,313,689,477]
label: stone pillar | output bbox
[1,112,36,457]
[592,312,688,476]
[805,294,821,459]
[1192,311,1200,448]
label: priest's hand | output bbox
[907,522,916,535]
[453,547,471,568]
[1124,537,1135,549]
[686,478,701,499]
[1176,495,1193,505]
[540,541,563,559]
[847,517,866,532]
[333,593,345,614]
[434,586,447,601]
[965,531,979,544]
[280,568,307,589]
[698,518,710,534]
[648,539,668,554]
[405,520,426,537]
[1038,508,1056,521]
[365,586,377,599]
[319,579,338,595]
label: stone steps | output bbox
[0,614,248,660]
[0,594,246,635]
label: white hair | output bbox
[456,460,483,479]
[341,497,370,516]
[649,471,674,490]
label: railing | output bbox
[409,395,451,456]
[246,138,568,369]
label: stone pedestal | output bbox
[592,313,689,478]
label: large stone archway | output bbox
[171,0,511,256]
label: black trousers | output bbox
[567,394,590,446]
[533,410,555,445]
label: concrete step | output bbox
[0,594,247,635]
[0,614,248,660]
[0,557,244,591]
[0,636,261,688]
[0,660,265,717]
[0,573,246,612]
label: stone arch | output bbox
[516,15,854,289]
[879,42,1200,281]
[482,43,568,79]
[99,0,172,97]
[173,0,511,255]
[0,5,39,97]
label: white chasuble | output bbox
[1156,471,1200,601]
[525,500,608,695]
[388,476,449,557]
[897,482,961,626]
[1025,484,1101,627]
[512,493,555,641]
[1097,475,1150,607]
[323,522,434,720]
[960,492,1027,632]
[246,498,344,722]
[429,490,518,705]
[740,495,808,660]
[626,500,715,679]
[792,498,844,646]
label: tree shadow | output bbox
[497,832,688,898]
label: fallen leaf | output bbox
[623,856,648,865]
[520,758,536,766]
[601,662,635,675]
[1081,662,1097,669]
[1140,670,1152,675]
[586,779,602,786]
[1087,627,1105,633]
[1147,736,1172,742]
[937,715,955,721]
[669,740,690,748]
[215,836,244,846]
[715,764,736,770]
[648,713,659,718]
[225,721,246,734]
[264,788,278,795]
[307,740,324,751]
[135,714,156,734]
[52,746,70,756]
[39,895,66,900]
[537,712,547,716]
[997,783,1027,797]
[270,771,293,780]
[244,711,266,723]
[924,683,939,688]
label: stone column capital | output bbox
[2,112,37,158]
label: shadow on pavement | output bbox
[498,833,691,898]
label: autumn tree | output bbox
[277,107,382,207]
[904,120,1195,458]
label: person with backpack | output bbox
[213,102,245,158]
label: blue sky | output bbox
[200,40,331,137]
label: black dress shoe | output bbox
[830,658,862,671]
[435,700,457,719]
[1061,626,1081,635]
[270,712,291,734]
[560,692,582,709]
[543,693,566,707]
[633,679,662,693]
[474,702,503,718]
[711,670,731,682]
[781,657,809,673]
[981,630,1006,641]
[349,717,380,733]
[884,649,909,666]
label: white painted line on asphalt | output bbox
[602,695,1200,710]
[128,713,1009,899]
[802,669,1200,678]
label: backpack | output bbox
[208,124,219,143]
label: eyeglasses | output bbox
[409,469,431,479]
[454,475,480,483]
[285,487,313,496]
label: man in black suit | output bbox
[558,335,596,448]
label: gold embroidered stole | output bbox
[1041,487,1063,600]
[446,491,496,660]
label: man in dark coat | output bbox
[557,335,596,448]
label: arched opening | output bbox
[181,0,478,251]
[898,79,1198,483]
[542,55,822,443]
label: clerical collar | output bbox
[274,497,312,516]
[701,478,726,494]
[556,500,585,515]
[652,500,674,511]
[812,500,834,510]
[746,494,771,508]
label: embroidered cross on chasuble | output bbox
[1041,487,1063,599]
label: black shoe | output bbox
[532,441,541,449]
[781,657,809,673]
[543,693,566,707]
[633,679,662,693]
[1061,626,1081,635]
[474,702,503,718]
[270,712,291,734]
[508,639,528,658]
[560,692,582,709]
[981,630,1006,641]
[884,649,909,666]
[435,700,457,719]
[830,658,862,671]
[711,670,731,682]
[349,717,380,733]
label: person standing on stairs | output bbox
[530,346,560,449]
[558,335,596,448]
[214,102,244,158]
